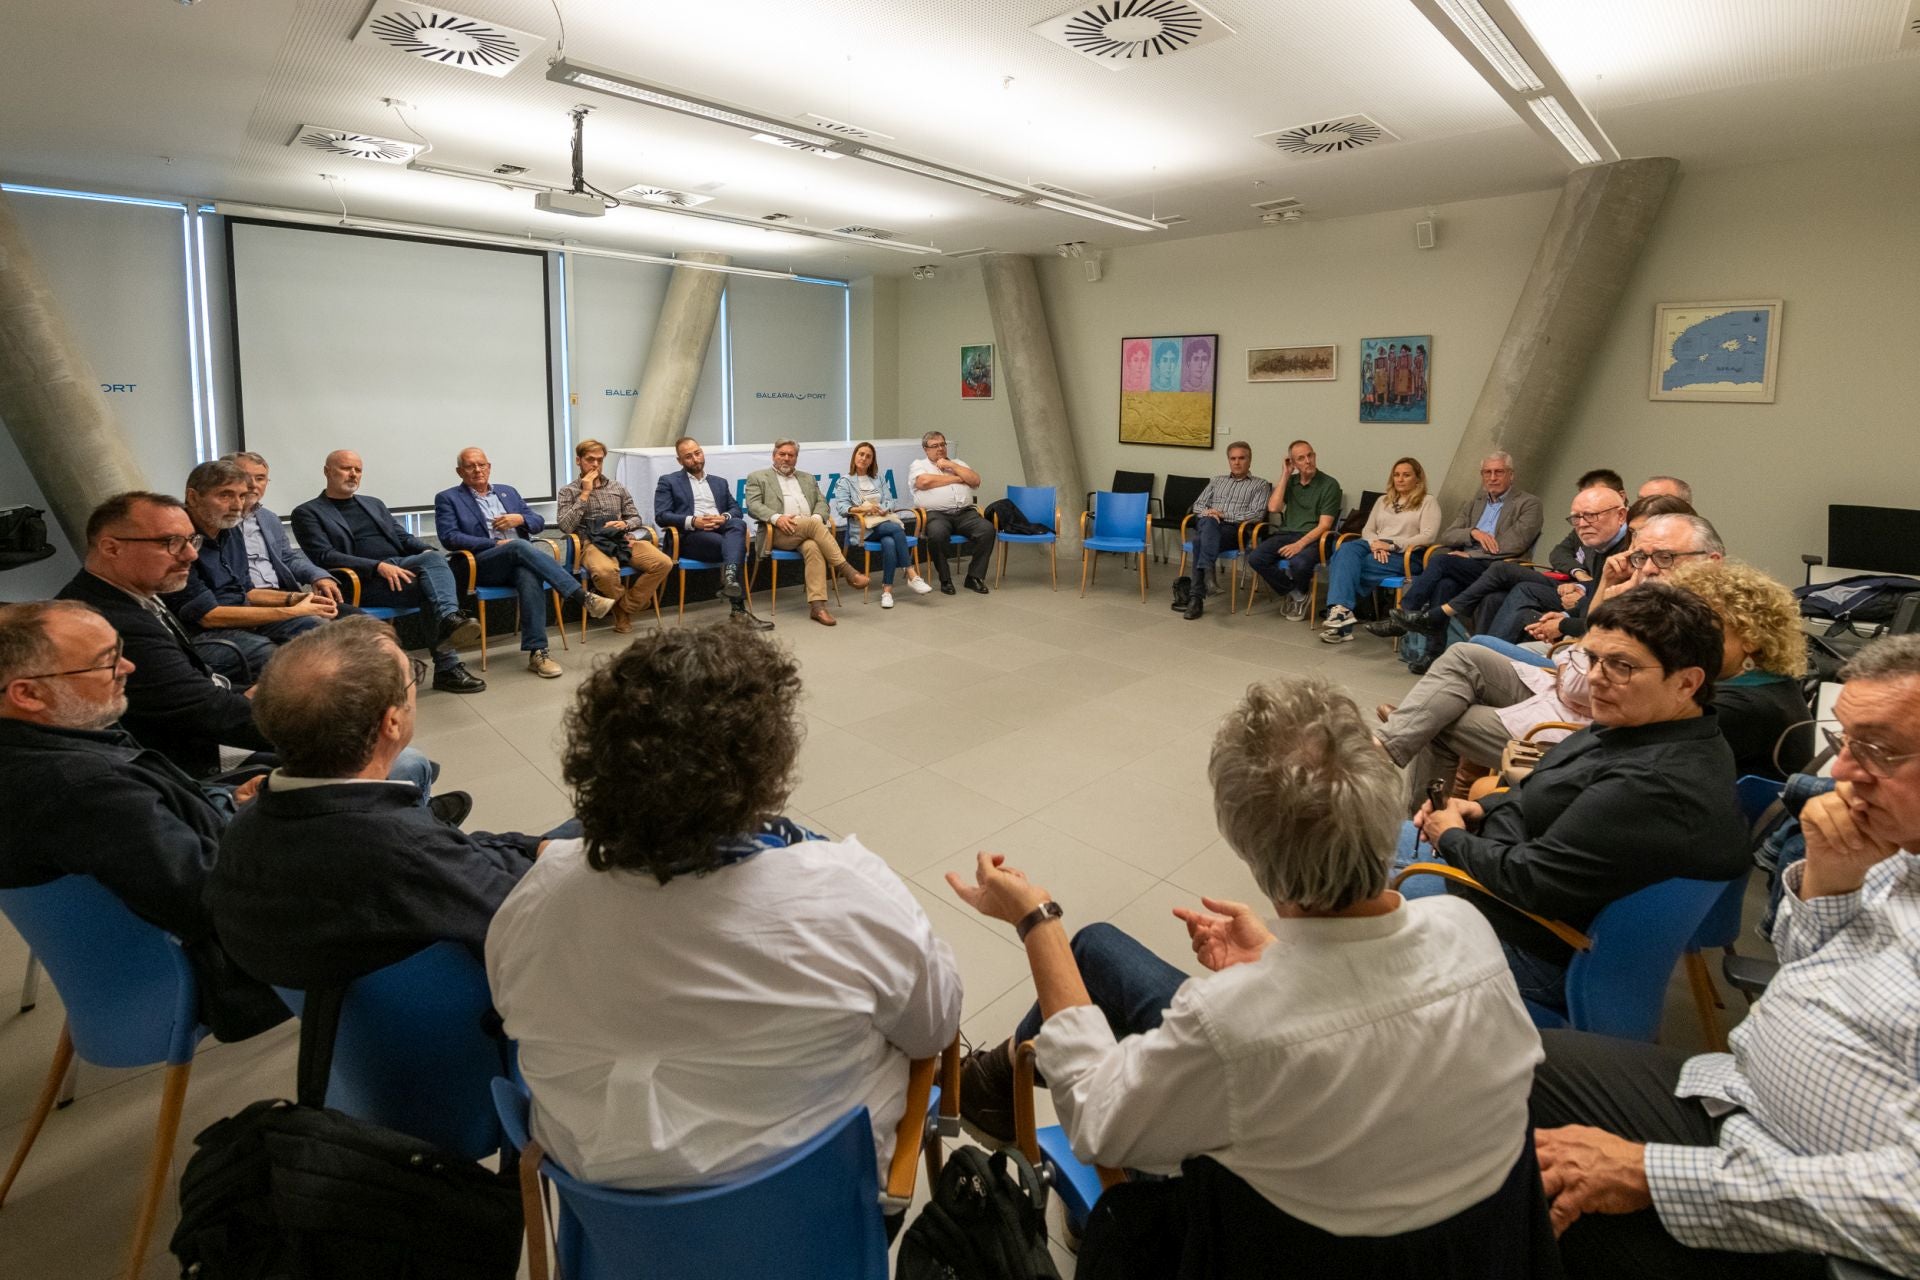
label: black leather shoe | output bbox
[1390,606,1445,635]
[1366,618,1407,638]
[964,577,989,595]
[957,1040,1019,1147]
[1183,588,1206,620]
[730,606,775,631]
[1170,575,1192,611]
[431,663,487,694]
[435,612,482,649]
[720,564,745,602]
[939,579,956,596]
[428,790,473,828]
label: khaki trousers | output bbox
[580,539,672,615]
[769,516,848,602]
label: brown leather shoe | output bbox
[809,603,837,626]
[1377,702,1396,723]
[611,605,632,634]
[838,562,870,589]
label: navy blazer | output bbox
[290,492,433,574]
[654,470,739,533]
[432,483,546,553]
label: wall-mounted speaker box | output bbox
[1414,219,1436,250]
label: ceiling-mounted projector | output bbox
[534,190,606,218]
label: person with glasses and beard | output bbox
[1395,581,1751,1015]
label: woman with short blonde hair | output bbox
[1665,559,1812,777]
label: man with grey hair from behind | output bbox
[946,677,1545,1251]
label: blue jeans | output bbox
[360,551,465,672]
[853,520,912,585]
[1186,515,1231,581]
[1014,923,1186,1047]
[1391,822,1568,1012]
[472,539,583,652]
[390,746,437,806]
[1324,538,1401,610]
[1246,531,1324,597]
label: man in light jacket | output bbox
[743,440,869,626]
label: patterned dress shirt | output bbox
[1190,474,1274,524]
[1645,851,1920,1271]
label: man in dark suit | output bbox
[290,449,486,693]
[0,599,288,1040]
[168,458,344,681]
[653,436,772,630]
[432,446,613,678]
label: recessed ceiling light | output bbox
[1428,0,1544,92]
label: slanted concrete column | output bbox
[980,254,1085,545]
[0,188,146,548]
[1438,158,1679,514]
[625,252,729,447]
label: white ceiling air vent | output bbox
[833,225,898,241]
[1250,196,1302,212]
[620,184,715,207]
[750,133,843,159]
[353,2,546,78]
[1902,0,1920,50]
[291,125,422,164]
[803,113,895,141]
[1255,114,1399,158]
[1031,1,1234,69]
[1156,214,1189,225]
[944,247,996,258]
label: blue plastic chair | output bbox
[1679,775,1784,1048]
[750,477,843,617]
[1011,1041,1114,1239]
[492,1079,890,1280]
[841,509,921,603]
[665,526,754,623]
[563,530,665,641]
[1079,490,1152,601]
[1532,877,1738,1041]
[994,485,1060,590]
[274,941,508,1161]
[332,566,422,626]
[0,876,208,1276]
[451,543,570,672]
[1178,513,1265,615]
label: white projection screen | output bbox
[228,220,554,511]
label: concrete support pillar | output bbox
[0,188,146,548]
[1437,158,1679,514]
[979,254,1085,544]
[625,252,729,448]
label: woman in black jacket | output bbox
[1663,558,1813,779]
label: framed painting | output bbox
[1119,333,1217,448]
[1248,344,1336,383]
[1358,336,1430,423]
[1649,300,1781,403]
[960,343,994,399]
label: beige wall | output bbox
[894,266,1026,495]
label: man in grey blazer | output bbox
[1370,451,1543,633]
[744,440,869,626]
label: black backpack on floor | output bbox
[897,1145,1062,1280]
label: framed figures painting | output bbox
[1359,336,1430,423]
[1119,333,1217,448]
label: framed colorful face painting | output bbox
[1358,336,1431,423]
[960,344,994,399]
[1119,334,1217,448]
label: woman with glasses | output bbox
[1396,582,1752,1013]
[831,441,930,608]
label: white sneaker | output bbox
[906,576,934,596]
[1283,593,1310,621]
[881,588,895,609]
[583,590,616,619]
[1324,605,1354,627]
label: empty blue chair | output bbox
[995,485,1061,590]
[1079,490,1152,601]
[451,544,570,672]
[0,876,208,1277]
[275,940,508,1160]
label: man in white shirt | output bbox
[908,431,997,595]
[743,439,869,626]
[488,624,963,1192]
[948,677,1542,1241]
[1531,634,1920,1279]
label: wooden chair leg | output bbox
[124,1060,191,1280]
[996,542,1007,588]
[550,591,569,651]
[1078,550,1091,597]
[677,571,687,623]
[1049,543,1057,591]
[1137,548,1147,602]
[476,600,489,672]
[0,1021,75,1206]
[1684,953,1728,1053]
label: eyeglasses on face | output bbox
[112,533,204,556]
[1625,549,1709,570]
[1566,647,1660,683]
[406,657,429,690]
[18,641,125,682]
[1815,721,1920,780]
[1480,467,1512,477]
[1566,507,1626,526]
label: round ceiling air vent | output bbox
[1256,114,1400,158]
[352,2,544,78]
[622,186,715,208]
[296,129,416,163]
[833,225,898,241]
[1031,1,1234,67]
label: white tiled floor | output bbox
[0,564,1766,1277]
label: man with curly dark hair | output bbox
[486,625,963,1191]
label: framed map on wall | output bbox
[1119,333,1217,448]
[1649,299,1781,403]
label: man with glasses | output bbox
[221,450,345,605]
[0,600,290,1040]
[290,450,487,693]
[1530,633,1920,1278]
[1392,481,1632,645]
[909,431,997,595]
[1524,513,1725,646]
[208,617,572,989]
[1369,452,1543,653]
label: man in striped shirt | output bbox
[1179,441,1272,620]
[1529,634,1920,1278]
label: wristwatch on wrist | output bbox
[1015,899,1064,942]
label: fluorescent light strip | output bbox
[210,201,804,281]
[556,253,573,456]
[1431,0,1545,92]
[0,182,186,211]
[751,133,841,159]
[193,212,219,457]
[550,58,1165,234]
[718,288,733,444]
[179,209,207,464]
[1527,95,1602,165]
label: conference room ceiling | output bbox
[1,0,1915,277]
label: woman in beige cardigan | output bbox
[1320,457,1441,642]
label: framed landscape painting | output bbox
[1119,333,1217,448]
[960,343,994,399]
[1248,344,1336,382]
[1649,300,1780,403]
[1358,335,1431,423]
